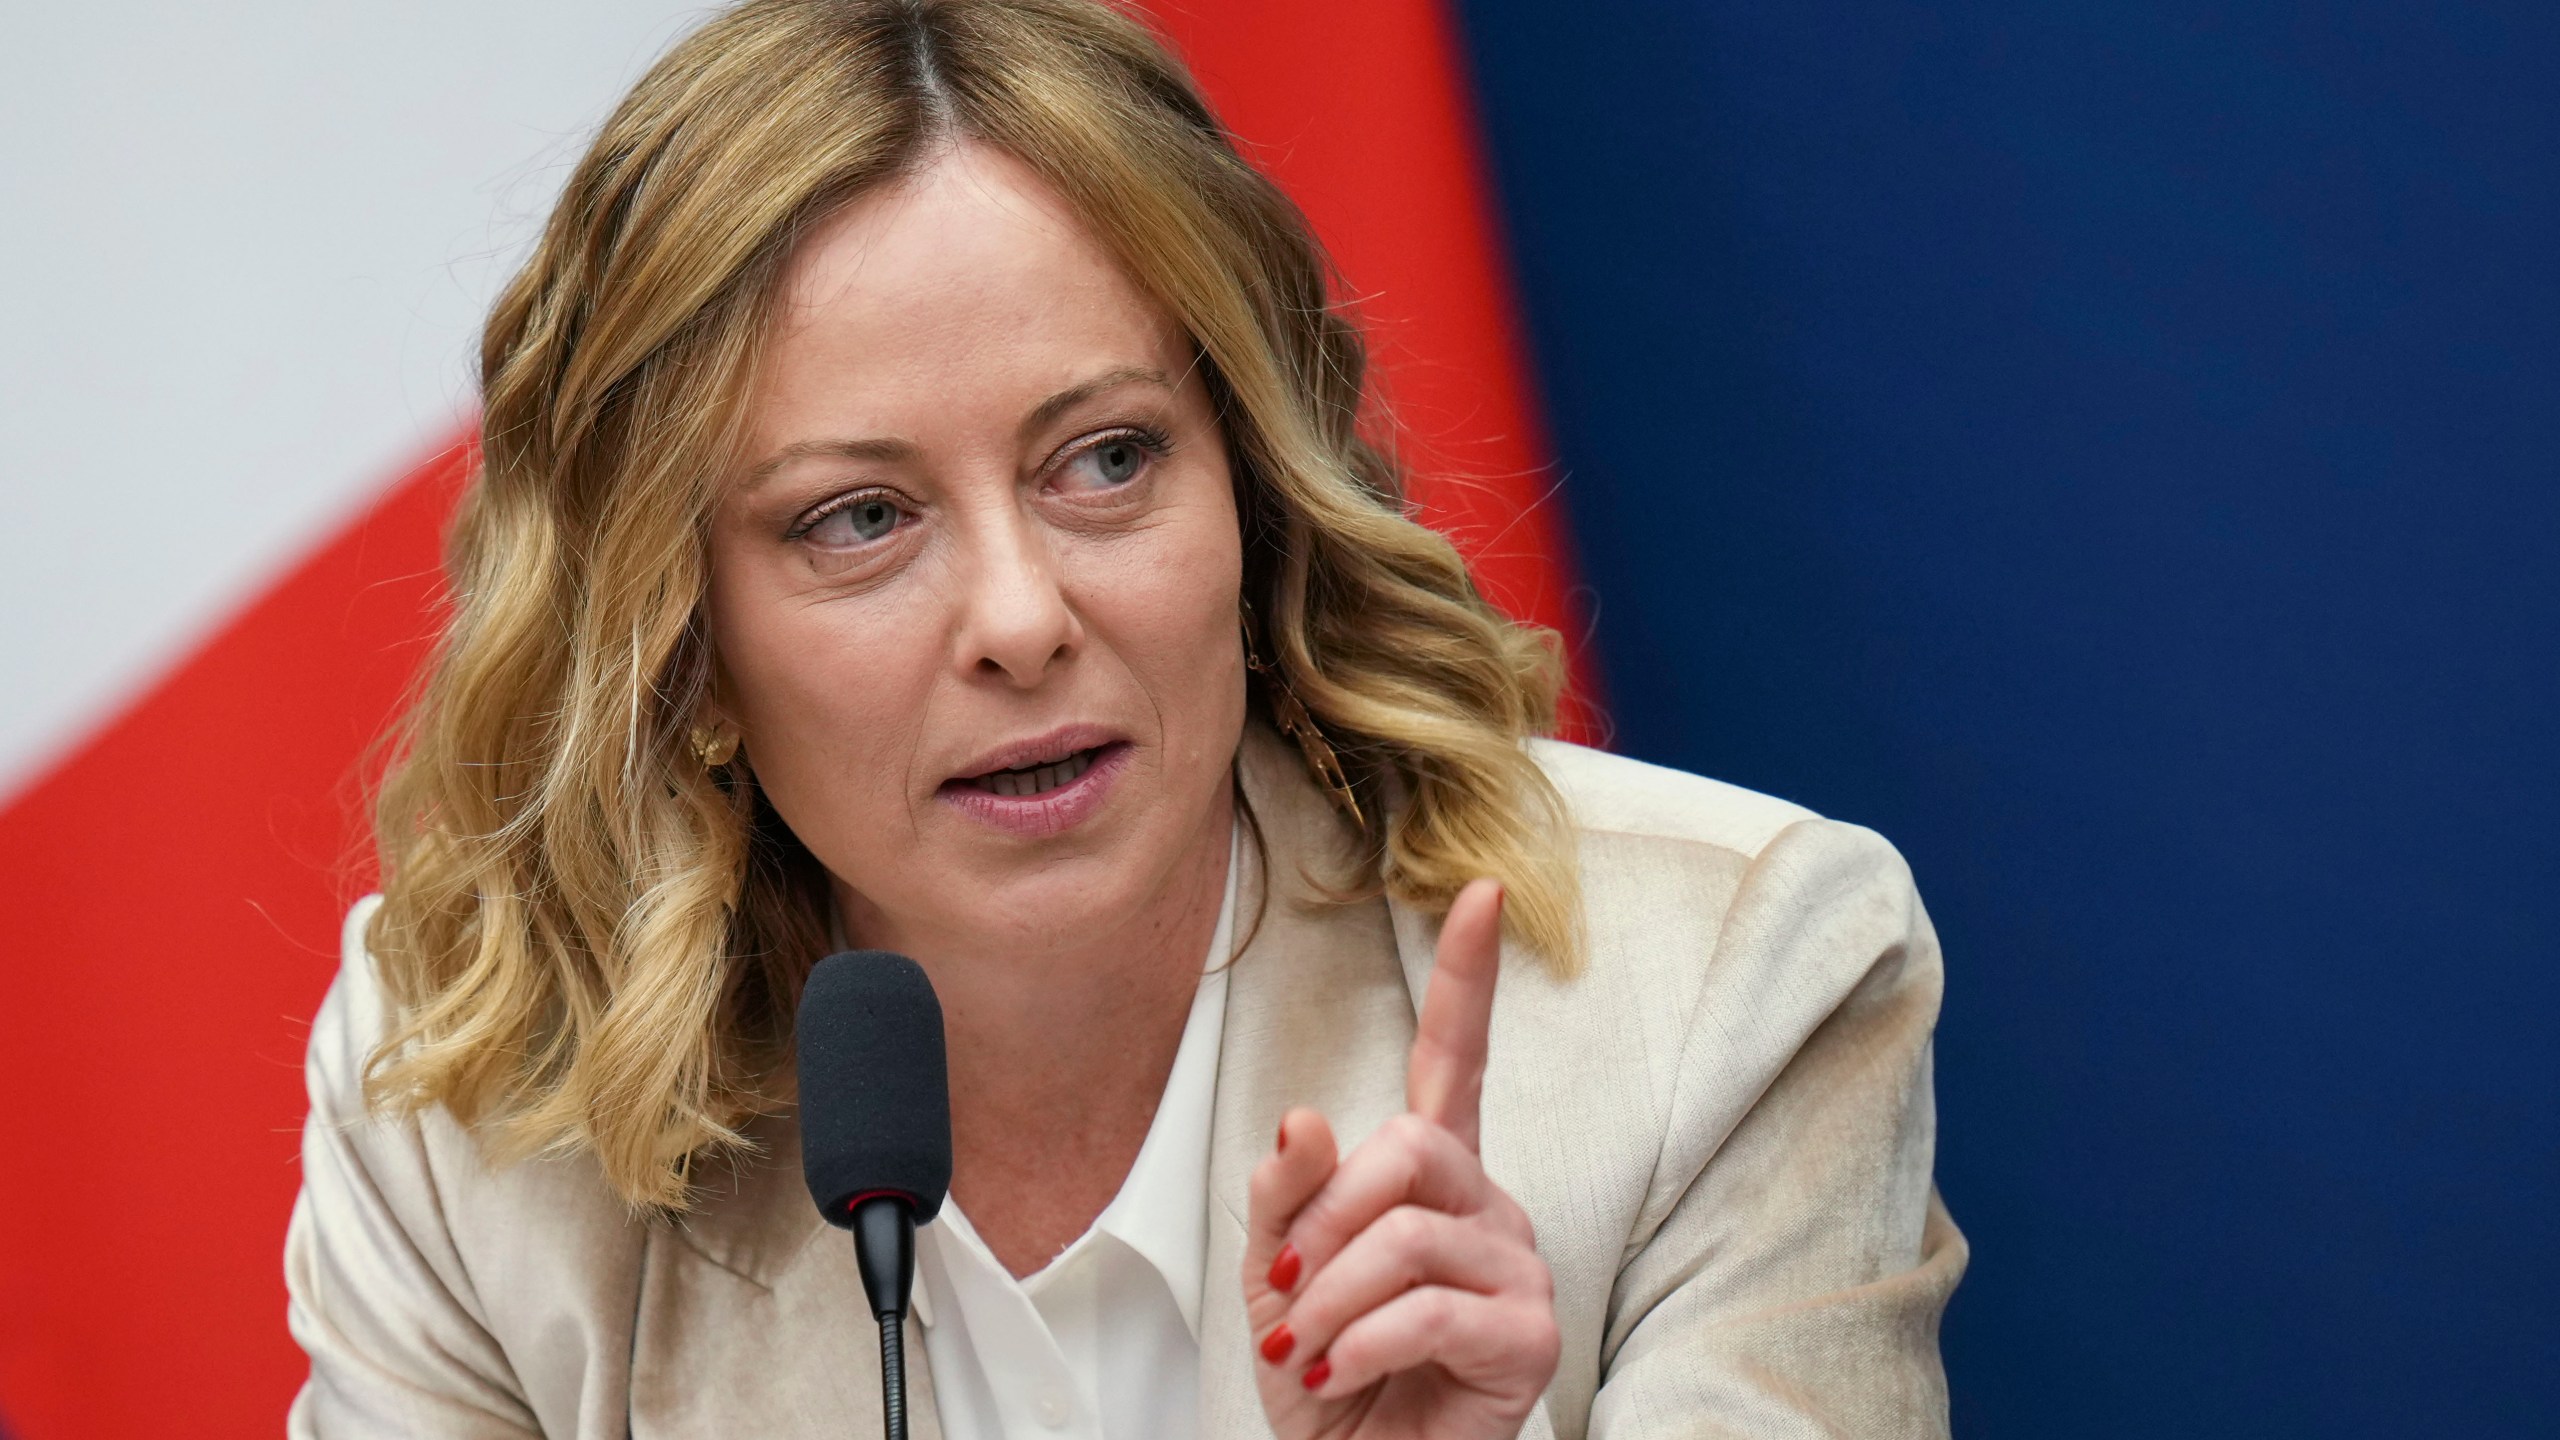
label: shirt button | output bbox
[1036,1393,1071,1429]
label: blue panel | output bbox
[1452,2,2559,1432]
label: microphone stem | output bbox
[878,1311,908,1440]
[849,1196,918,1440]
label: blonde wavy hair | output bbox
[366,0,1582,1210]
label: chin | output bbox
[952,812,1213,943]
[934,849,1162,953]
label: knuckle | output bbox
[1524,1254,1556,1303]
[1410,1286,1453,1333]
[1380,1203,1435,1249]
[1374,1144,1424,1197]
[1383,1113,1436,1152]
[1522,1310,1562,1369]
[1507,1196,1539,1248]
[1384,1217,1437,1290]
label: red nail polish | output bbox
[1259,1323,1294,1363]
[1302,1357,1332,1392]
[1267,1243,1302,1292]
[1276,1117,1289,1152]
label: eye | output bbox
[1059,430,1161,491]
[1089,439,1146,484]
[801,494,906,546]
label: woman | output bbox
[286,1,1966,1436]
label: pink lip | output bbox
[936,738,1133,839]
[945,722,1126,782]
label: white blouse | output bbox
[912,826,1240,1440]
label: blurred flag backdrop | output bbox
[2,3,2553,1438]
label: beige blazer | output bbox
[286,724,1966,1438]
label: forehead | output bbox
[759,141,1189,414]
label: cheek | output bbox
[1075,503,1247,745]
[703,543,940,840]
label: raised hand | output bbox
[1242,879,1561,1439]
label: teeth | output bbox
[979,747,1095,798]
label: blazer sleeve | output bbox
[1590,818,1968,1438]
[284,897,543,1439]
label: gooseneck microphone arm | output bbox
[796,949,952,1440]
[851,1194,919,1440]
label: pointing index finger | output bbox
[1406,877,1504,1151]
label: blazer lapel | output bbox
[632,1110,946,1440]
[1198,726,1419,1439]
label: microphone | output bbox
[796,950,952,1440]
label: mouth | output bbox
[955,744,1108,799]
[936,726,1135,838]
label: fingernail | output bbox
[1266,1243,1301,1292]
[1259,1323,1294,1364]
[1276,1116,1289,1152]
[1302,1357,1332,1392]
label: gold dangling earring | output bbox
[689,722,740,770]
[1240,597,1364,829]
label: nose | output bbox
[951,505,1081,687]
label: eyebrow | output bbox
[1020,364,1173,436]
[744,435,920,486]
[742,364,1175,488]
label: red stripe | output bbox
[0,8,1592,1433]
[0,437,468,1438]
[1158,0,1604,739]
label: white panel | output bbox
[0,1,714,797]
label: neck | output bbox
[835,787,1235,1276]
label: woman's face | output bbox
[706,141,1245,962]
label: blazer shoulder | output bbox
[306,894,390,1115]
[1527,737,1821,861]
[1518,741,1926,1014]
[293,897,649,1438]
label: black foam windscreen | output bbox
[795,950,953,1227]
